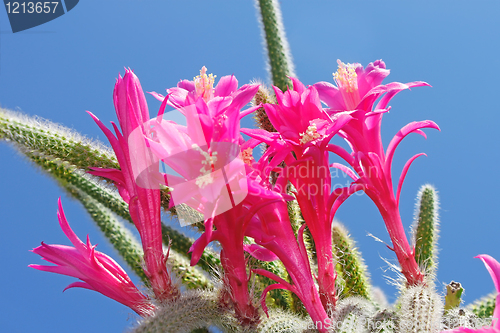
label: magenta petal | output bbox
[148,91,165,102]
[177,79,195,91]
[30,200,153,316]
[88,168,125,186]
[477,255,500,293]
[29,263,79,276]
[244,244,279,262]
[375,81,430,110]
[269,85,284,107]
[239,104,261,119]
[476,255,500,328]
[87,112,123,162]
[241,128,280,145]
[290,77,306,94]
[441,329,499,333]
[64,281,93,292]
[327,144,355,166]
[57,198,88,254]
[253,269,295,291]
[396,153,426,205]
[259,283,293,316]
[214,75,238,97]
[167,87,190,109]
[189,233,211,266]
[357,60,390,96]
[314,81,345,110]
[113,69,150,139]
[330,163,358,181]
[385,120,440,176]
[297,224,312,273]
[230,84,260,111]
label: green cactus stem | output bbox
[0,108,118,170]
[332,221,372,300]
[332,297,375,333]
[168,249,212,290]
[468,292,496,319]
[396,284,443,333]
[0,108,203,222]
[132,289,238,333]
[255,0,296,91]
[412,184,440,279]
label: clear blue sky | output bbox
[1,1,500,332]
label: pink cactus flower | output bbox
[147,68,330,328]
[242,78,354,309]
[151,66,260,115]
[146,67,262,325]
[441,255,500,332]
[88,69,178,302]
[215,137,331,330]
[314,59,440,286]
[30,199,154,317]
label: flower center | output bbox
[194,66,216,102]
[192,144,218,188]
[333,60,361,110]
[240,147,254,166]
[299,122,321,145]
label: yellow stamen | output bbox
[333,60,361,110]
[333,60,358,93]
[299,122,321,145]
[240,147,254,166]
[192,144,218,188]
[194,66,216,102]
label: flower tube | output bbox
[315,59,440,285]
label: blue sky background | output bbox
[1,1,500,332]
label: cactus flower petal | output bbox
[313,59,440,286]
[30,199,154,317]
[88,69,179,302]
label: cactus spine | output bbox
[468,292,496,318]
[332,221,372,300]
[397,284,443,333]
[254,0,295,91]
[412,185,440,279]
[131,290,237,333]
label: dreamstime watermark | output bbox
[3,0,79,33]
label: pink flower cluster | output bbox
[30,61,461,329]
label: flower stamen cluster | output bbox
[299,121,321,145]
[333,59,360,110]
[194,66,216,102]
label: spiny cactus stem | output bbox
[332,222,372,300]
[412,184,440,280]
[468,292,496,319]
[255,0,295,91]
